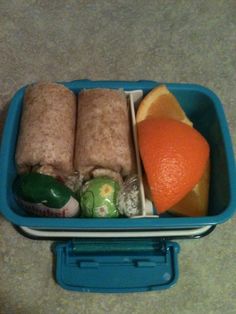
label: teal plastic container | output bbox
[0,80,235,292]
[0,80,235,230]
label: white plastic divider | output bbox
[127,90,146,215]
[126,90,158,218]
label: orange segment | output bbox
[169,160,210,216]
[136,85,192,126]
[137,118,210,213]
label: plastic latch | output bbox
[53,238,180,293]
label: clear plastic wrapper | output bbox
[117,175,142,217]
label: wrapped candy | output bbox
[117,175,142,217]
[79,175,147,218]
[13,173,79,217]
[79,177,120,218]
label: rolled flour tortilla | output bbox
[15,82,76,175]
[75,89,135,178]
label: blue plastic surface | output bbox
[53,238,180,292]
[0,80,236,229]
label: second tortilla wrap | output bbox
[75,89,135,178]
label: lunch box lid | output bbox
[53,238,180,292]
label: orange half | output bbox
[136,85,210,217]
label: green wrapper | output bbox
[80,177,120,218]
[13,173,79,217]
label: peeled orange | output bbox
[137,118,210,213]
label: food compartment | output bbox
[5,88,149,218]
[131,87,232,218]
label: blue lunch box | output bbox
[0,80,235,292]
